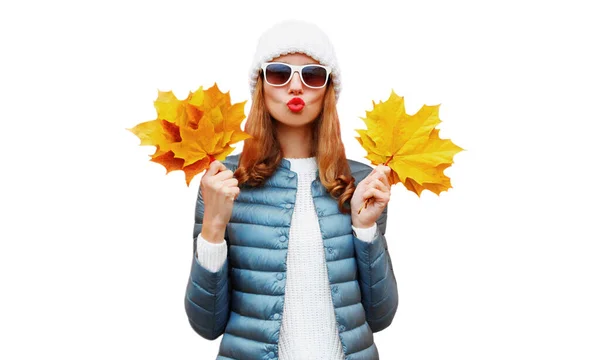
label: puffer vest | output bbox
[184,154,399,360]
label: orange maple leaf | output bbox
[355,90,463,210]
[128,84,251,185]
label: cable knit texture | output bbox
[196,236,227,273]
[278,157,343,359]
[186,154,398,360]
[195,157,377,358]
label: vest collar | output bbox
[279,158,291,169]
[278,158,321,178]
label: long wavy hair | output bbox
[234,76,356,214]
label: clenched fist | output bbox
[200,160,240,243]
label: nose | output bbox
[288,71,303,94]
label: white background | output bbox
[1,0,599,359]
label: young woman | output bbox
[184,19,399,360]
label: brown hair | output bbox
[234,76,355,214]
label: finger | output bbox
[224,186,240,201]
[222,177,239,188]
[213,169,235,181]
[366,171,386,189]
[360,169,378,187]
[206,160,226,176]
[374,165,392,187]
[356,177,370,192]
[362,188,390,204]
[363,176,384,192]
[360,166,389,190]
[369,179,390,193]
[366,165,387,179]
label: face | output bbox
[262,53,327,129]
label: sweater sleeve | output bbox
[184,184,231,341]
[353,205,399,333]
[352,223,377,243]
[196,234,228,273]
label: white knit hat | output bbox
[248,19,342,102]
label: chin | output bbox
[274,117,314,128]
[271,107,319,127]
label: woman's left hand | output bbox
[350,165,392,229]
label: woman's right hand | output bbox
[200,160,239,243]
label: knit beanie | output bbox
[248,19,342,102]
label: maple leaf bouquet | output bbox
[128,84,251,185]
[355,90,463,212]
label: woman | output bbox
[184,19,398,360]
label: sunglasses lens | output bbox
[302,66,328,87]
[265,63,292,85]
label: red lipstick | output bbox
[287,97,305,112]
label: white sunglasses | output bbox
[261,62,332,89]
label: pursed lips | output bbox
[286,97,305,112]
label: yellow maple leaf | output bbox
[128,83,252,185]
[356,90,463,202]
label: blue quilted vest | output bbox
[185,154,398,359]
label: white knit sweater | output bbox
[196,157,376,359]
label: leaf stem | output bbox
[384,156,393,166]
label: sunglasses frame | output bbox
[260,62,332,89]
